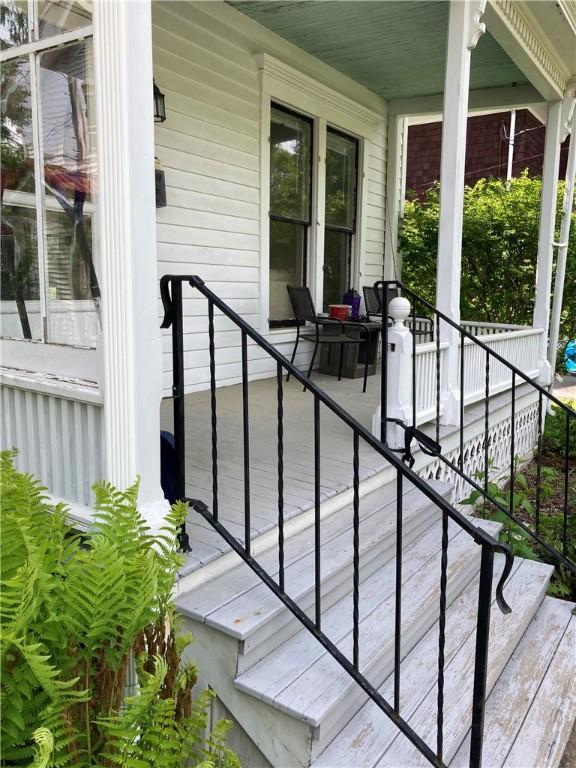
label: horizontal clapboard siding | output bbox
[153,1,387,394]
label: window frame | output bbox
[0,1,97,356]
[268,101,314,329]
[258,56,384,335]
[323,126,359,309]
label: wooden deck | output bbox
[160,367,536,574]
[161,370,387,572]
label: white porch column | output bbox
[384,114,408,280]
[548,100,576,373]
[93,0,167,526]
[533,100,563,384]
[436,0,486,424]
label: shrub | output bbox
[401,173,576,340]
[542,400,576,458]
[0,451,240,768]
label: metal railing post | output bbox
[469,544,494,768]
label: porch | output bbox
[165,318,542,576]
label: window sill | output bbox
[0,337,100,384]
[0,365,102,404]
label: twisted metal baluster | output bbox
[314,395,321,631]
[535,393,543,537]
[436,313,441,445]
[436,510,449,763]
[208,300,218,521]
[484,350,490,497]
[353,431,360,671]
[241,330,251,555]
[412,298,417,429]
[564,412,570,558]
[470,544,495,768]
[460,330,465,473]
[277,362,285,592]
[509,372,516,519]
[394,469,403,714]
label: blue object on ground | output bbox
[160,430,177,504]
[565,339,576,374]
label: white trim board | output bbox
[256,54,385,141]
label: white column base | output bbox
[141,497,172,532]
[537,358,553,387]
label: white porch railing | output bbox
[380,298,544,443]
[415,340,449,424]
[461,320,529,336]
[461,328,543,406]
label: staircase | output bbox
[175,477,575,767]
[161,275,576,768]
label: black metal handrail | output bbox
[376,279,575,578]
[160,274,514,768]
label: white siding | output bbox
[153,1,387,394]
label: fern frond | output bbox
[28,727,53,768]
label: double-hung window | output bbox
[323,128,358,310]
[0,0,98,349]
[268,103,312,327]
[267,100,360,325]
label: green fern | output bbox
[0,451,240,767]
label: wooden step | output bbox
[451,596,576,768]
[234,518,501,760]
[177,479,450,671]
[312,557,552,768]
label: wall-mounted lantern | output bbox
[154,80,166,123]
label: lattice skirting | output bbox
[419,400,540,505]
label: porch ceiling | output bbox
[230,0,528,100]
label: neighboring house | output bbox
[1,2,576,767]
[406,107,572,194]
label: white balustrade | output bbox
[461,328,543,405]
[414,341,449,424]
[373,299,543,437]
[461,320,528,336]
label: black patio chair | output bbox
[363,284,434,341]
[286,286,371,393]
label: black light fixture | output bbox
[153,80,166,123]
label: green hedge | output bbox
[401,172,575,342]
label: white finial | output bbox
[389,296,411,326]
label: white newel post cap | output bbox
[389,296,411,326]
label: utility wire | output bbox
[410,145,570,191]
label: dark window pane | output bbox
[38,1,91,38]
[325,130,357,230]
[0,1,29,49]
[39,38,99,347]
[270,106,311,222]
[0,205,42,339]
[269,219,305,324]
[323,229,351,311]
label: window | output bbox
[268,104,312,327]
[323,128,358,310]
[0,0,98,348]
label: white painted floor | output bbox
[161,368,387,571]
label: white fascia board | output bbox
[390,84,545,118]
